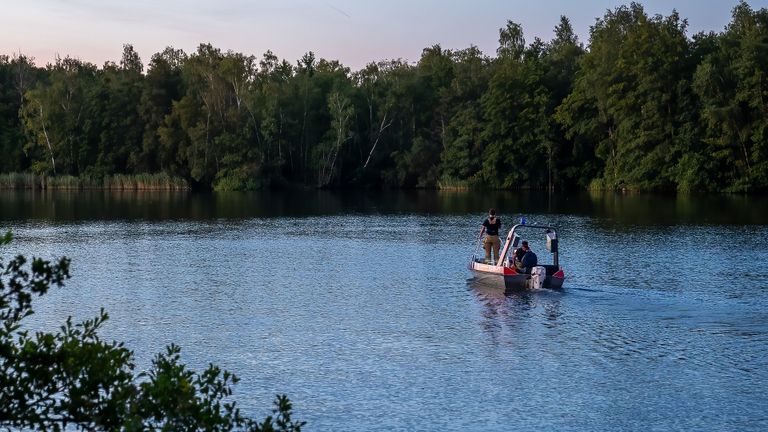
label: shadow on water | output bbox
[2,189,767,225]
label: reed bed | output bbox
[0,173,40,189]
[0,173,189,190]
[103,173,189,190]
[436,177,477,190]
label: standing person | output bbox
[482,209,502,264]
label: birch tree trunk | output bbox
[38,102,57,175]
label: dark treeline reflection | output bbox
[1,190,766,225]
[0,3,767,193]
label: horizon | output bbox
[1,0,766,70]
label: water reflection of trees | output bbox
[586,191,768,226]
[2,189,766,225]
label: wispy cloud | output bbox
[326,2,351,18]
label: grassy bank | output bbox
[436,177,479,190]
[0,173,189,190]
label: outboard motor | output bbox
[530,266,546,289]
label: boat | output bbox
[469,221,565,290]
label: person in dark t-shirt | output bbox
[481,209,502,264]
[520,242,538,273]
[513,240,538,273]
[513,240,528,269]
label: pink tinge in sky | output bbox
[0,0,756,69]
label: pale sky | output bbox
[2,0,766,70]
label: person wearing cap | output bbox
[481,209,502,264]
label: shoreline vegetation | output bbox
[0,172,189,190]
[0,172,649,193]
[1,2,767,194]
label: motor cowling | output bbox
[530,266,546,289]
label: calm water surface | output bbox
[1,190,767,431]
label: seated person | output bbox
[517,241,538,274]
[513,240,529,270]
[521,250,538,274]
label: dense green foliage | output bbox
[0,231,304,431]
[1,2,766,192]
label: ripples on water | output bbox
[2,191,767,431]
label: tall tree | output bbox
[480,21,545,188]
[556,3,696,191]
[92,44,146,175]
[439,46,490,187]
[541,16,586,190]
[317,91,353,186]
[21,57,99,175]
[0,54,39,172]
[140,47,187,173]
[693,1,768,192]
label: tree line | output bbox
[0,2,766,192]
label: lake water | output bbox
[1,190,767,431]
